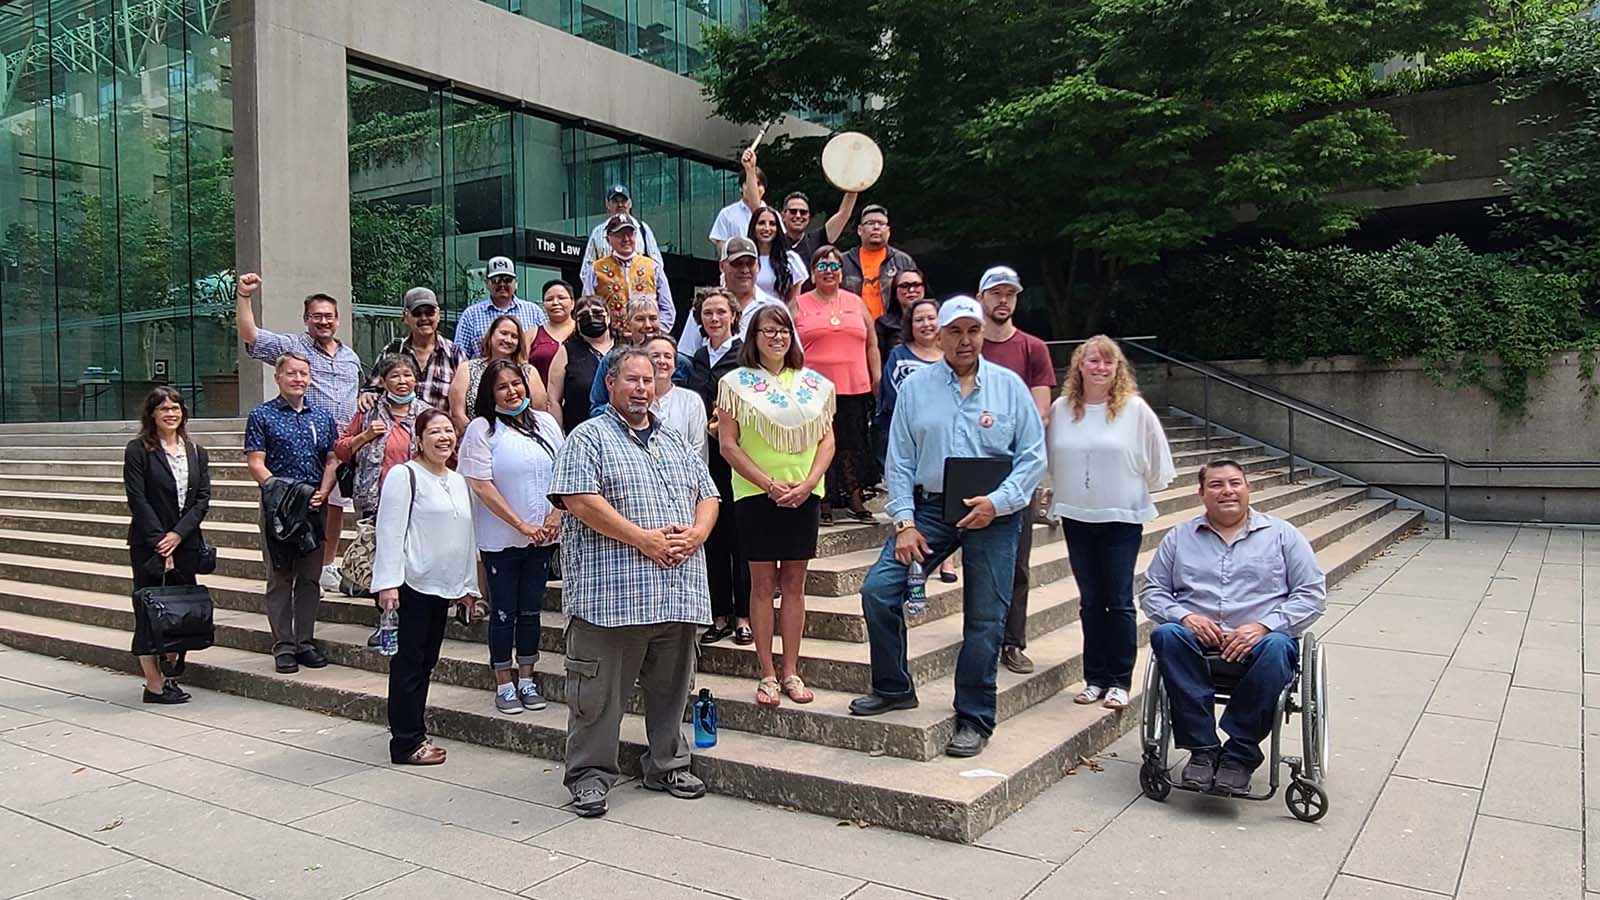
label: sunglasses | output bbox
[814,261,843,273]
[488,275,516,285]
[896,281,925,291]
[784,207,810,216]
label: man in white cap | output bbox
[849,295,1046,759]
[976,265,1057,675]
[454,256,549,360]
[579,184,664,287]
[582,213,675,334]
[677,236,781,358]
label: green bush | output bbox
[1141,236,1596,415]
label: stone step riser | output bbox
[0,432,246,448]
[0,513,358,553]
[0,419,247,435]
[0,477,262,503]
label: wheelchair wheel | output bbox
[1140,660,1168,753]
[1285,778,1328,822]
[1299,631,1329,782]
[1139,760,1171,801]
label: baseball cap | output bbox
[720,236,759,262]
[607,183,630,200]
[402,287,438,311]
[938,295,984,328]
[978,265,1023,293]
[486,256,516,280]
[605,213,639,234]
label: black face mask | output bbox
[577,314,609,338]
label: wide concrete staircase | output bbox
[0,411,1420,841]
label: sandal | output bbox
[1102,687,1130,710]
[733,625,754,645]
[849,508,875,524]
[1074,685,1106,705]
[756,677,782,707]
[819,508,835,527]
[780,675,814,704]
[399,742,447,766]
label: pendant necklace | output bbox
[1083,451,1092,491]
[825,292,841,326]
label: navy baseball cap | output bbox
[607,184,630,200]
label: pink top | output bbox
[793,290,872,395]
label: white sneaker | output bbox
[319,565,342,593]
[1103,687,1130,709]
[1074,685,1106,704]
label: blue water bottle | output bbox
[377,608,399,657]
[693,688,718,748]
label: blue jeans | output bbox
[860,495,1017,736]
[1063,519,1143,690]
[482,544,554,671]
[1149,622,1298,771]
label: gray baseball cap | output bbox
[402,287,439,311]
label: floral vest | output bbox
[592,254,658,322]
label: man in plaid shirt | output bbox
[363,287,461,411]
[454,256,548,359]
[550,348,719,819]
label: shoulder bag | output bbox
[133,570,214,676]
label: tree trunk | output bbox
[1080,253,1123,336]
[1039,244,1076,340]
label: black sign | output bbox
[528,230,584,260]
[479,229,586,267]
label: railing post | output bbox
[1202,375,1212,450]
[1287,409,1296,484]
[1442,459,1452,540]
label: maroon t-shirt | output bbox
[981,329,1057,389]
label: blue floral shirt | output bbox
[244,396,336,484]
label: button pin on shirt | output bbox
[979,412,995,428]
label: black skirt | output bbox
[826,392,877,505]
[734,495,821,561]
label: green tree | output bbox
[702,0,1479,335]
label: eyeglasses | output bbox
[756,327,789,339]
[408,307,439,317]
[488,275,516,285]
[784,207,810,216]
[814,261,842,273]
[896,281,925,291]
[306,314,337,323]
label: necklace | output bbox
[818,292,842,326]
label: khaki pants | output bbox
[563,618,697,792]
[260,515,323,657]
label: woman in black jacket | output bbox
[123,386,212,704]
[687,287,752,645]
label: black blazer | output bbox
[123,438,211,565]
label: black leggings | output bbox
[388,584,450,762]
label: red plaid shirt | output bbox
[371,334,462,411]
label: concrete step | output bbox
[0,508,356,553]
[0,418,247,435]
[0,490,268,525]
[0,473,262,503]
[0,430,245,448]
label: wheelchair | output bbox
[1137,631,1329,822]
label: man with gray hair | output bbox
[550,348,721,818]
[365,287,461,411]
[243,351,339,674]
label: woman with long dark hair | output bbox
[448,313,550,435]
[458,358,564,715]
[545,295,616,433]
[122,386,211,704]
[749,206,806,303]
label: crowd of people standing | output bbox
[120,159,1217,810]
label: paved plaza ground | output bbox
[0,522,1590,900]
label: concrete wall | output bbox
[230,0,819,407]
[1159,354,1600,524]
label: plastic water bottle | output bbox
[905,560,928,617]
[693,688,718,748]
[377,608,399,657]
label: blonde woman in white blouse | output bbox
[1044,335,1175,711]
[374,408,479,765]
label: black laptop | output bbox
[941,457,1014,525]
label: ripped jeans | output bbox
[481,544,554,671]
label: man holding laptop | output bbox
[849,295,1046,758]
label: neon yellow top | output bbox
[718,368,831,501]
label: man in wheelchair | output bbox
[1139,459,1326,796]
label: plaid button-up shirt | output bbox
[454,297,548,360]
[549,406,718,628]
[246,329,363,429]
[371,334,462,411]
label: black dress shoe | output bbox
[1180,748,1218,790]
[732,626,754,645]
[163,680,191,702]
[296,646,329,669]
[275,653,300,674]
[945,722,988,757]
[700,623,733,644]
[848,693,919,717]
[142,685,188,704]
[1211,759,1252,796]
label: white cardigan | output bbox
[370,461,480,599]
[1046,394,1176,524]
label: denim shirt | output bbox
[1140,510,1327,636]
[883,357,1046,523]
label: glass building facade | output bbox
[0,0,235,422]
[480,0,761,77]
[347,64,740,362]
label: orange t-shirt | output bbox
[859,246,887,319]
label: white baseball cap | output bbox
[486,256,516,279]
[978,265,1023,292]
[938,295,984,328]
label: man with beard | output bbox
[840,205,917,320]
[236,272,363,594]
[364,287,461,411]
[550,348,721,818]
[455,256,550,360]
[677,237,781,357]
[976,265,1057,675]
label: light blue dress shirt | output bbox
[884,357,1046,523]
[1140,510,1327,636]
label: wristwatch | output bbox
[894,519,916,533]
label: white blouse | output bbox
[653,385,709,463]
[756,250,808,299]
[371,461,480,599]
[164,441,190,508]
[458,412,564,552]
[1046,395,1176,524]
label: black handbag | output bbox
[133,573,215,676]
[195,541,218,576]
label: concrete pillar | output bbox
[231,0,354,410]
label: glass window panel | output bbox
[572,0,628,55]
[630,146,679,256]
[633,0,684,73]
[685,158,724,260]
[567,127,629,241]
[443,92,515,315]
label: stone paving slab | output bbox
[0,522,1593,900]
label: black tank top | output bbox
[561,335,605,432]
